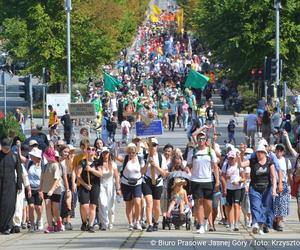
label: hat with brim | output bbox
[150,137,159,145]
[101,147,110,154]
[29,140,39,146]
[256,144,268,154]
[67,144,75,151]
[197,131,206,138]
[29,148,42,159]
[275,144,285,151]
[44,147,56,162]
[227,150,237,158]
[172,178,186,188]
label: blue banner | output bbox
[136,120,163,136]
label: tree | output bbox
[0,0,147,88]
[179,0,300,89]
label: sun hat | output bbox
[256,144,268,154]
[29,147,42,159]
[101,147,110,153]
[227,150,237,158]
[172,178,186,188]
[150,137,159,145]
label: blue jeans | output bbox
[182,112,189,129]
[249,185,274,228]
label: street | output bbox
[1,94,300,250]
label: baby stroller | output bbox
[162,171,192,230]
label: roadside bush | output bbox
[0,113,26,141]
[237,85,258,112]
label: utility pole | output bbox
[28,74,33,132]
[42,67,46,126]
[274,0,281,98]
[1,71,6,118]
[65,0,72,103]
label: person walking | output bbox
[239,144,277,235]
[98,147,120,230]
[168,96,177,131]
[187,131,220,234]
[60,110,73,144]
[0,138,22,235]
[48,105,59,138]
[244,111,257,147]
[77,145,103,232]
[40,147,63,233]
[221,150,245,231]
[261,111,272,144]
[273,144,292,231]
[26,148,44,232]
[141,138,168,232]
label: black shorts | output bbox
[26,189,43,206]
[78,185,100,205]
[142,178,163,200]
[43,192,61,203]
[226,188,245,206]
[191,181,213,200]
[49,124,57,129]
[121,183,142,201]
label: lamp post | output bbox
[65,0,72,103]
[274,0,281,99]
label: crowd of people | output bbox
[1,6,300,238]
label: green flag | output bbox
[184,69,209,90]
[104,73,122,92]
[143,79,154,86]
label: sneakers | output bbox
[197,225,205,234]
[246,221,252,228]
[252,223,259,234]
[64,222,73,231]
[56,220,63,232]
[88,225,95,233]
[204,219,208,231]
[44,226,54,234]
[141,221,147,230]
[81,222,88,231]
[146,225,153,232]
[262,225,269,233]
[36,219,44,230]
[128,224,134,231]
[135,222,143,231]
[29,225,35,233]
[152,222,158,231]
[108,224,113,230]
[21,223,27,230]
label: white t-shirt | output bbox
[221,162,244,190]
[110,98,118,112]
[144,153,168,186]
[187,147,217,183]
[278,157,292,183]
[121,157,144,186]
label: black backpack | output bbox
[106,118,114,133]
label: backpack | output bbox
[192,146,212,160]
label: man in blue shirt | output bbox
[168,96,177,131]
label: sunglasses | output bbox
[151,143,158,147]
[87,147,96,152]
[197,138,206,142]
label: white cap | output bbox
[101,147,110,153]
[258,138,268,147]
[150,138,159,145]
[67,144,75,151]
[29,140,38,146]
[256,144,268,154]
[29,148,42,159]
[245,148,254,154]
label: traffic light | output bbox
[18,75,31,101]
[270,58,278,81]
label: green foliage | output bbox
[237,86,258,113]
[179,0,300,89]
[0,113,26,141]
[0,0,148,87]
